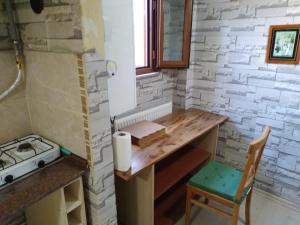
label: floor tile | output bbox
[175,189,300,225]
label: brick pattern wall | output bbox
[14,0,83,53]
[189,0,300,204]
[117,69,191,119]
[83,52,117,225]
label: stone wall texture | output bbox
[83,52,118,225]
[117,69,192,119]
[189,0,300,204]
[15,0,83,53]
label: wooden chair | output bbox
[185,127,271,225]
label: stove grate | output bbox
[0,136,55,171]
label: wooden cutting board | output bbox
[121,120,166,148]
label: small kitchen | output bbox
[1,1,300,225]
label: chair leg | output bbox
[185,185,193,225]
[245,189,253,225]
[231,204,240,225]
[204,198,209,204]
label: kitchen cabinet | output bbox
[26,177,86,225]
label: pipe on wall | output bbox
[0,0,24,102]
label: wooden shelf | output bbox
[155,178,188,225]
[25,177,87,225]
[68,215,82,225]
[155,145,210,199]
[65,192,82,214]
[67,206,83,225]
[64,179,82,214]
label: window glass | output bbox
[163,0,185,61]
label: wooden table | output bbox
[115,109,228,225]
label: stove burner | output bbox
[17,143,34,153]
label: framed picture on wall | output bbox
[266,24,300,64]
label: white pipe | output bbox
[1,0,24,102]
[0,64,24,101]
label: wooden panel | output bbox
[64,177,87,225]
[116,166,154,225]
[122,121,166,140]
[67,206,83,225]
[26,189,67,225]
[64,179,81,213]
[190,125,219,160]
[121,121,166,147]
[115,109,228,180]
[155,145,210,199]
[154,178,188,225]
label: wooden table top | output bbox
[0,155,87,224]
[115,109,228,181]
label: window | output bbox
[133,0,156,75]
[133,0,193,75]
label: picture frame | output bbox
[266,24,300,64]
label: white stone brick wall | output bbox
[14,0,83,53]
[190,0,300,204]
[83,52,118,225]
[117,69,192,119]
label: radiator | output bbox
[114,102,173,130]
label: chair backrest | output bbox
[235,127,271,201]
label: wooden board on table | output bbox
[121,120,166,147]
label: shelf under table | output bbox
[155,177,189,225]
[155,145,210,200]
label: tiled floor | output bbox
[176,189,300,225]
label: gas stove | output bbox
[0,134,61,187]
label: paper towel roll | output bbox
[112,131,132,172]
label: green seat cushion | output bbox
[189,161,252,204]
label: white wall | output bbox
[102,0,137,116]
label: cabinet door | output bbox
[157,0,193,68]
